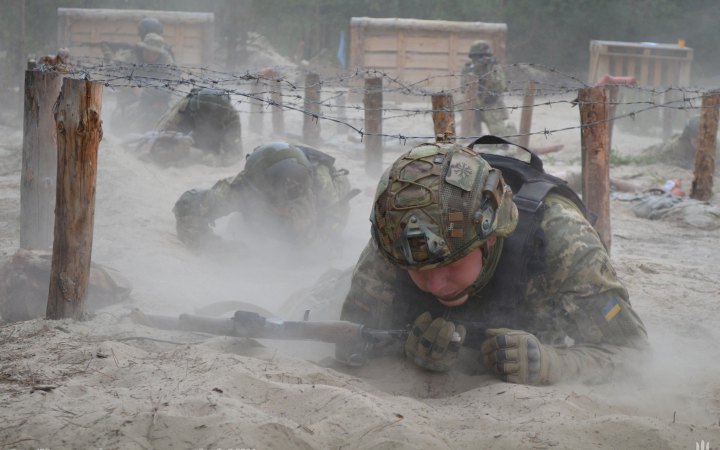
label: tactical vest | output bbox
[391,147,590,347]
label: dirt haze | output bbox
[0,86,719,449]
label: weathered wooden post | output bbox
[335,89,348,135]
[431,93,455,143]
[20,64,63,250]
[577,86,611,253]
[691,92,719,201]
[249,80,264,136]
[364,77,383,176]
[303,72,321,146]
[46,78,103,320]
[271,77,284,136]
[462,77,478,138]
[594,75,636,151]
[518,80,536,149]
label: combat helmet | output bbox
[371,142,518,279]
[138,18,164,39]
[243,142,313,205]
[468,40,492,58]
[187,88,234,116]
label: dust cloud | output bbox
[0,3,719,449]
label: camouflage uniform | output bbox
[173,142,352,249]
[461,42,517,137]
[639,116,719,171]
[339,142,647,384]
[640,133,701,170]
[108,33,176,133]
[151,88,243,165]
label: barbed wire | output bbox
[34,56,720,143]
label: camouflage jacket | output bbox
[461,59,507,106]
[640,134,719,170]
[155,96,242,158]
[173,160,352,248]
[340,194,648,382]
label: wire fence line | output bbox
[32,56,720,143]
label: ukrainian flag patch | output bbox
[602,298,621,321]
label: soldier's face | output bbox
[408,237,496,307]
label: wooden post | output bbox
[303,72,321,146]
[431,93,455,143]
[249,80,264,136]
[364,77,383,177]
[691,92,719,201]
[335,90,347,135]
[462,77,478,138]
[606,85,619,151]
[662,89,679,142]
[577,87,611,253]
[518,80,536,149]
[46,78,103,320]
[271,77,284,136]
[20,68,63,250]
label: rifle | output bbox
[134,309,489,352]
[138,310,407,346]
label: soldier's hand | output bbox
[481,328,552,385]
[404,312,466,372]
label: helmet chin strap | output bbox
[436,238,504,303]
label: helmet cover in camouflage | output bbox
[371,142,518,270]
[139,33,166,53]
[138,18,164,39]
[244,142,313,205]
[469,40,492,58]
[187,88,235,116]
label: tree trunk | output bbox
[46,78,103,320]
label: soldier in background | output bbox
[173,141,356,252]
[462,41,517,139]
[137,17,175,60]
[141,88,243,166]
[639,115,716,170]
[337,141,648,385]
[104,32,176,134]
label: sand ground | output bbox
[0,85,719,449]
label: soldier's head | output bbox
[371,143,518,307]
[138,32,166,63]
[468,41,492,61]
[244,142,313,209]
[138,18,164,39]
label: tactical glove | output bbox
[481,328,581,385]
[404,312,466,372]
